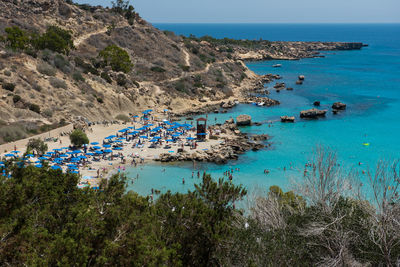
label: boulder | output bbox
[280,116,295,122]
[287,87,294,91]
[296,80,303,85]
[300,108,327,119]
[274,82,286,89]
[313,101,320,106]
[236,114,252,126]
[332,102,346,110]
[225,118,234,124]
[222,100,236,109]
[298,75,305,80]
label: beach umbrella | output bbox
[149,139,158,142]
[95,150,103,154]
[172,134,180,137]
[66,151,74,155]
[51,165,61,170]
[153,136,161,139]
[186,137,195,140]
[113,147,123,150]
[109,135,117,138]
[35,164,43,168]
[72,150,82,154]
[86,153,94,156]
[166,139,174,142]
[197,133,207,136]
[132,115,139,118]
[118,129,128,133]
[25,154,34,157]
[114,140,122,143]
[93,146,101,150]
[103,144,111,148]
[68,163,77,167]
[91,142,99,145]
[59,154,68,157]
[38,157,48,160]
[11,151,20,154]
[104,149,113,153]
[79,155,87,159]
[104,136,113,140]
[70,170,79,174]
[53,148,62,151]
[147,123,154,126]
[140,136,148,139]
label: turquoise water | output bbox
[127,24,400,196]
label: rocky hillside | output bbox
[0,0,364,144]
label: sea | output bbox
[126,23,400,197]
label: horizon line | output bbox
[150,21,400,24]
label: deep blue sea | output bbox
[126,24,400,196]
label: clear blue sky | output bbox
[75,0,400,23]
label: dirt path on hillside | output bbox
[74,27,108,47]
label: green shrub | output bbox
[72,71,85,82]
[179,65,190,72]
[69,129,89,147]
[33,25,74,54]
[97,97,104,103]
[42,109,53,118]
[37,63,56,76]
[53,54,70,70]
[49,77,67,89]
[175,80,186,93]
[2,83,15,92]
[27,138,48,155]
[12,95,21,103]
[32,84,42,92]
[28,103,40,113]
[116,73,127,86]
[101,72,112,83]
[4,26,29,50]
[74,57,99,75]
[150,66,166,73]
[98,45,133,73]
[116,114,130,122]
[3,70,11,77]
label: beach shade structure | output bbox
[128,132,137,135]
[153,136,162,139]
[93,146,101,150]
[48,151,56,154]
[79,155,87,159]
[86,152,94,156]
[114,140,123,143]
[53,148,62,151]
[172,134,181,137]
[11,151,20,154]
[70,170,79,174]
[67,163,77,167]
[149,139,158,142]
[90,142,99,145]
[186,137,195,140]
[72,150,82,154]
[35,164,43,168]
[140,136,148,139]
[113,147,123,150]
[104,149,113,153]
[38,157,48,160]
[66,151,75,155]
[118,129,129,133]
[4,153,15,157]
[103,144,111,148]
[95,150,103,154]
[164,109,169,112]
[197,133,207,136]
[25,154,34,158]
[59,154,68,157]
[51,165,61,170]
[61,147,69,150]
[166,139,174,142]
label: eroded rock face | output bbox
[280,116,295,122]
[300,108,327,118]
[332,102,346,110]
[236,114,252,126]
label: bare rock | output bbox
[298,75,305,80]
[332,102,346,110]
[280,116,295,122]
[296,80,303,85]
[300,108,327,119]
[236,114,252,126]
[313,101,320,106]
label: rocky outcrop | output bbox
[298,75,305,81]
[236,114,252,126]
[221,100,237,109]
[274,82,286,89]
[156,121,267,164]
[313,101,320,106]
[300,108,327,119]
[281,116,295,122]
[296,80,303,85]
[332,102,346,110]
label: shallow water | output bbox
[126,24,400,196]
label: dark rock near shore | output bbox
[296,80,303,85]
[313,101,320,106]
[274,82,286,89]
[300,108,327,119]
[281,116,295,122]
[287,87,293,91]
[332,102,346,110]
[298,75,305,80]
[236,114,252,126]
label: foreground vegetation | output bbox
[1,148,399,266]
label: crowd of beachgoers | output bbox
[0,109,218,189]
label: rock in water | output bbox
[280,116,295,122]
[296,80,303,85]
[298,75,305,80]
[236,114,252,126]
[332,102,346,110]
[300,108,327,118]
[313,101,320,106]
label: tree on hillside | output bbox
[69,129,89,147]
[98,45,133,73]
[111,0,136,25]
